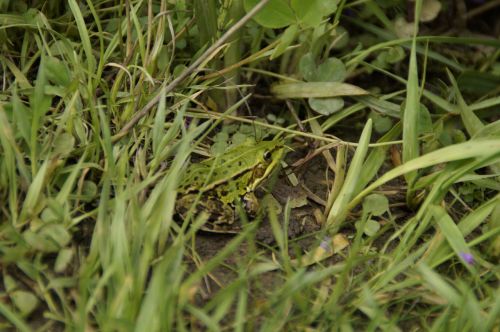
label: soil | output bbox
[183,137,415,315]
[183,144,338,300]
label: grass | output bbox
[1,0,500,330]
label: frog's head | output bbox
[247,140,285,191]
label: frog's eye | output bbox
[263,150,272,161]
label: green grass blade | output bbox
[350,139,500,209]
[430,205,475,271]
[0,302,31,332]
[485,288,500,331]
[401,5,421,186]
[447,69,484,136]
[68,0,96,74]
[326,119,372,231]
[423,194,499,267]
[417,263,461,306]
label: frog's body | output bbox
[176,139,284,233]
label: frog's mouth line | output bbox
[248,147,285,191]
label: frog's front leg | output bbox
[242,192,259,217]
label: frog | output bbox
[176,138,285,233]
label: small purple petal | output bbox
[344,9,356,17]
[319,237,332,253]
[459,252,475,265]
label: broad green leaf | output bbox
[272,82,369,99]
[394,16,415,39]
[312,57,346,82]
[10,290,40,317]
[386,46,406,63]
[52,132,75,157]
[244,0,295,28]
[232,132,249,145]
[156,45,170,71]
[24,230,59,252]
[4,274,17,292]
[55,248,74,273]
[211,141,229,155]
[23,224,72,252]
[420,0,441,22]
[291,0,339,27]
[299,53,316,81]
[173,64,188,78]
[308,97,344,115]
[370,111,393,133]
[271,23,298,59]
[81,180,98,202]
[363,219,381,236]
[44,56,71,86]
[417,104,433,135]
[41,205,61,223]
[213,131,230,145]
[363,194,389,216]
[40,224,72,248]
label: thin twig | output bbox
[199,40,279,81]
[465,0,500,20]
[112,0,272,142]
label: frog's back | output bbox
[178,140,280,193]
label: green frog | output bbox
[176,138,285,233]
